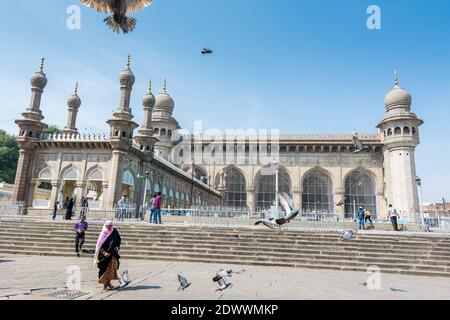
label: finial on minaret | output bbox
[127,53,131,69]
[162,77,167,94]
[39,58,45,73]
[148,81,152,94]
[394,69,399,88]
[74,81,79,95]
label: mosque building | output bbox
[11,57,423,221]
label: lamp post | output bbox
[273,159,279,218]
[137,170,150,221]
[415,177,425,226]
[353,197,357,221]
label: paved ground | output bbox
[1,254,449,300]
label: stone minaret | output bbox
[152,78,181,160]
[377,71,424,221]
[105,55,139,206]
[12,58,49,205]
[61,82,81,135]
[134,81,159,155]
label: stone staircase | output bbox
[1,220,450,277]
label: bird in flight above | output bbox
[202,48,213,55]
[81,0,153,33]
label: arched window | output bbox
[412,127,417,135]
[168,130,172,138]
[256,170,291,210]
[394,127,401,135]
[403,127,410,135]
[221,167,247,208]
[160,129,167,137]
[88,168,103,181]
[162,186,167,196]
[154,183,160,193]
[122,170,134,186]
[387,129,393,136]
[62,167,78,181]
[38,168,53,181]
[344,171,377,219]
[302,171,333,213]
[154,128,160,135]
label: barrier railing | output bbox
[80,204,138,222]
[0,201,26,221]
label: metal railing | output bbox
[80,204,138,222]
[0,201,26,221]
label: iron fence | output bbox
[0,201,26,221]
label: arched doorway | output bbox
[256,169,292,210]
[32,167,53,209]
[60,167,78,207]
[121,170,135,203]
[86,168,104,207]
[302,171,333,213]
[216,167,247,208]
[344,170,377,219]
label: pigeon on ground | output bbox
[340,229,357,240]
[213,269,233,292]
[81,0,152,33]
[118,270,131,289]
[177,273,191,291]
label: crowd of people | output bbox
[356,204,401,231]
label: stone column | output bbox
[27,179,37,208]
[74,182,85,208]
[246,187,255,214]
[105,150,124,207]
[293,187,302,212]
[12,149,32,205]
[334,189,345,221]
[101,183,109,208]
[49,180,60,208]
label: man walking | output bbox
[117,195,128,221]
[388,204,400,231]
[74,215,88,257]
[150,193,157,223]
[357,207,366,230]
[52,201,59,220]
[80,197,89,217]
[65,198,74,220]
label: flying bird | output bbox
[335,199,345,207]
[81,0,153,33]
[255,193,300,230]
[177,273,191,291]
[213,269,233,292]
[352,132,369,154]
[340,229,357,240]
[202,48,213,54]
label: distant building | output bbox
[423,202,450,217]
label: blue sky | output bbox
[0,0,449,202]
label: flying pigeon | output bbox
[340,229,357,240]
[81,0,153,33]
[177,273,191,291]
[255,193,300,229]
[118,270,131,289]
[335,198,345,207]
[352,133,369,154]
[390,287,407,293]
[213,269,233,292]
[202,48,213,54]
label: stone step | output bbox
[2,242,450,269]
[1,236,449,259]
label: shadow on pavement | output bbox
[121,285,162,291]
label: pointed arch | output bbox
[38,167,53,181]
[301,167,333,213]
[344,168,377,219]
[60,165,79,181]
[218,165,248,208]
[255,167,292,210]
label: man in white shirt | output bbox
[388,204,400,231]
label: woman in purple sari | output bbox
[94,220,122,290]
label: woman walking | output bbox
[94,220,122,291]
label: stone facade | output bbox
[11,58,423,221]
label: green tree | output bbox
[0,130,19,184]
[42,125,61,135]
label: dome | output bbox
[384,87,412,109]
[142,82,155,107]
[31,58,48,89]
[67,93,81,108]
[154,93,174,112]
[120,68,135,87]
[31,71,47,89]
[119,55,135,87]
[67,82,81,108]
